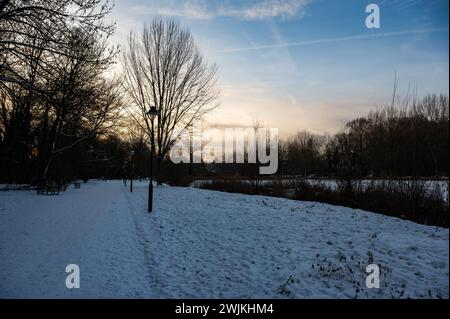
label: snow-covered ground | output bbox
[0,180,448,298]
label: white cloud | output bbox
[238,0,311,20]
[129,0,312,20]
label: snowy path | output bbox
[0,181,152,298]
[0,180,448,298]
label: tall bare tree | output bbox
[0,0,120,183]
[0,0,116,93]
[121,18,219,182]
[33,28,121,183]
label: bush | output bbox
[292,179,449,227]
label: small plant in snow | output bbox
[276,275,296,297]
[309,251,411,298]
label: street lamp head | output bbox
[147,106,159,121]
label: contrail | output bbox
[218,27,449,53]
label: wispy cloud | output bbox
[129,0,312,20]
[233,0,311,20]
[383,0,424,10]
[218,27,449,53]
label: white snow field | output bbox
[0,180,448,298]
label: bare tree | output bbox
[121,18,219,183]
[35,30,121,182]
[0,0,116,92]
[0,0,119,183]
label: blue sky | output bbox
[110,0,449,136]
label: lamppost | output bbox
[147,106,159,213]
[123,161,127,187]
[130,150,135,193]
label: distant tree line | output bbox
[1,88,447,184]
[177,92,449,182]
[279,93,449,179]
